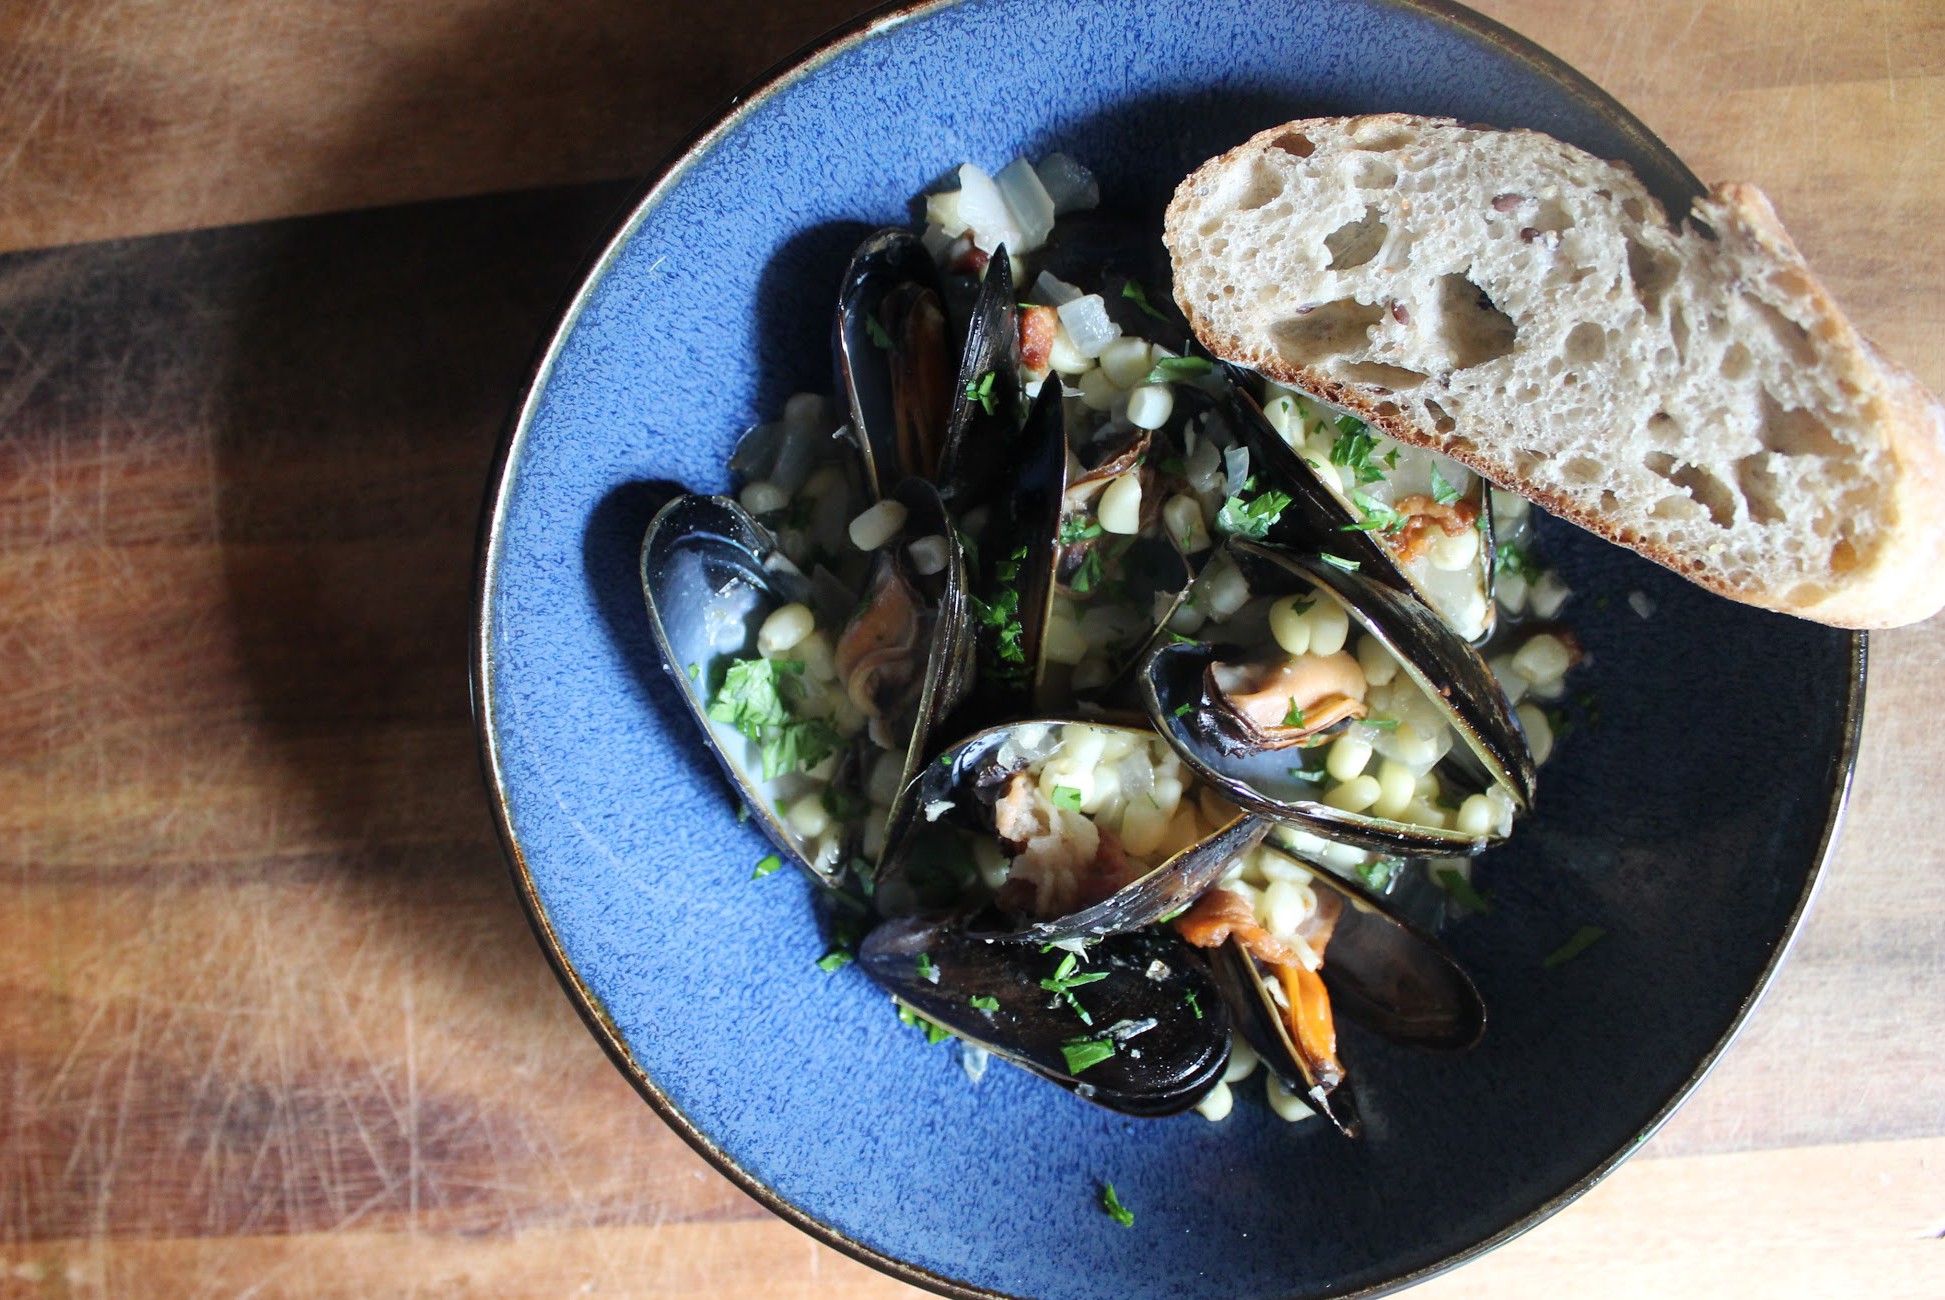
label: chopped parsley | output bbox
[1184,989,1203,1020]
[751,854,783,880]
[1099,1182,1135,1228]
[1145,356,1214,385]
[1429,464,1462,506]
[1543,925,1607,968]
[1061,1037,1116,1074]
[1041,952,1110,1024]
[1364,716,1400,730]
[1215,485,1293,540]
[1433,867,1493,914]
[1288,764,1328,783]
[1051,785,1084,810]
[1059,515,1105,545]
[898,1003,952,1044]
[1329,419,1388,485]
[1346,489,1410,536]
[970,994,1000,1013]
[707,657,842,780]
[916,952,939,982]
[815,949,854,973]
[1070,547,1105,594]
[965,370,998,415]
[735,803,751,824]
[1121,278,1168,321]
[1496,541,1538,579]
[685,662,701,681]
[1282,700,1307,728]
[1355,856,1405,892]
[971,544,1031,674]
[1318,552,1360,571]
[865,312,894,350]
[1172,702,1194,718]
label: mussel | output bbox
[879,718,1269,941]
[1177,834,1483,1135]
[1140,539,1535,857]
[835,230,953,499]
[1221,371,1499,642]
[860,913,1231,1117]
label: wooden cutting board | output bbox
[1,1,1940,1296]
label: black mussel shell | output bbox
[1140,541,1535,857]
[860,913,1230,1117]
[640,493,843,887]
[937,246,1021,509]
[866,479,976,872]
[1210,939,1361,1137]
[886,718,1269,941]
[835,229,952,499]
[1218,365,1497,642]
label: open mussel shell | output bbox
[859,913,1231,1117]
[936,246,1021,510]
[946,376,1065,728]
[1208,856,1484,1138]
[640,493,843,887]
[1219,366,1497,642]
[867,479,977,871]
[835,229,952,499]
[887,718,1270,942]
[1140,540,1535,857]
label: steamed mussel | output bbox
[637,149,1584,1128]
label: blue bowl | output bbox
[473,2,1863,1295]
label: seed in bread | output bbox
[1164,114,1945,629]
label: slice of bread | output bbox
[1164,114,1945,629]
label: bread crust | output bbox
[1164,118,1945,629]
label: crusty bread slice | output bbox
[1164,114,1945,628]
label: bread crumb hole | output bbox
[1753,300,1818,367]
[1355,158,1398,189]
[1721,341,1753,381]
[1338,363,1426,392]
[1561,455,1603,486]
[1324,207,1389,271]
[1758,391,1843,458]
[1233,159,1284,212]
[1269,130,1315,158]
[1435,273,1517,369]
[1424,398,1456,433]
[1829,537,1859,574]
[1563,321,1606,364]
[1622,197,1646,222]
[1268,299,1385,366]
[1734,453,1786,525]
[1625,235,1677,313]
[1668,463,1738,528]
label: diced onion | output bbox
[1032,270,1084,306]
[1055,294,1121,358]
[994,158,1056,254]
[848,499,907,552]
[1517,702,1554,766]
[906,534,949,576]
[1034,152,1100,215]
[954,163,1021,255]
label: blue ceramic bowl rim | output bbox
[470,2,1867,1294]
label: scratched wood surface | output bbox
[0,1,1940,1297]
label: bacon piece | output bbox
[1018,304,1057,374]
[1388,493,1480,563]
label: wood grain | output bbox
[2,2,1942,1297]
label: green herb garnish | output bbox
[1121,278,1168,321]
[1288,765,1328,783]
[1364,716,1400,730]
[1282,700,1307,728]
[965,370,997,415]
[816,949,854,973]
[1070,547,1105,594]
[1061,1037,1116,1074]
[970,994,1000,1013]
[751,854,783,879]
[1433,867,1493,914]
[1496,541,1538,579]
[707,658,842,780]
[1059,516,1105,545]
[1318,552,1360,571]
[1356,856,1405,892]
[1172,702,1194,718]
[1041,952,1110,1025]
[1185,989,1203,1020]
[1100,1182,1136,1228]
[865,313,894,350]
[1329,419,1388,485]
[1543,925,1607,968]
[1343,489,1409,535]
[1051,785,1084,811]
[916,952,938,982]
[1145,355,1214,385]
[686,662,701,681]
[1429,464,1462,506]
[898,1003,952,1044]
[1216,487,1294,540]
